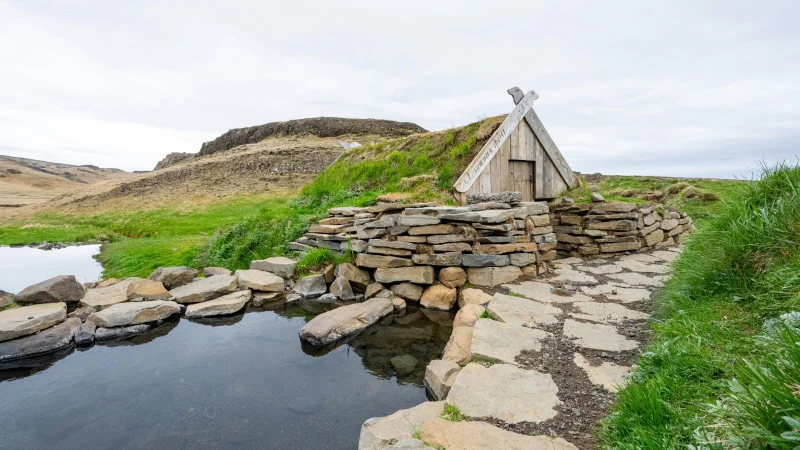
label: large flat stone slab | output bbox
[0,303,67,342]
[570,302,650,324]
[573,353,630,393]
[375,266,435,285]
[574,264,623,275]
[355,254,413,269]
[14,275,84,304]
[615,259,670,274]
[300,297,393,346]
[185,290,252,318]
[551,267,599,285]
[420,418,578,450]
[487,293,562,328]
[0,317,79,362]
[446,363,560,424]
[358,401,445,450]
[87,300,181,328]
[580,284,651,303]
[504,281,593,303]
[562,319,638,351]
[651,250,680,262]
[619,253,663,263]
[235,269,284,292]
[169,275,238,304]
[80,283,130,310]
[249,256,297,278]
[466,266,522,287]
[607,272,665,287]
[470,319,550,366]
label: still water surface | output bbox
[0,245,103,293]
[0,300,453,449]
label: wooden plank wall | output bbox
[464,120,569,201]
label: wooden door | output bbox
[509,160,534,201]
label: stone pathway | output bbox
[360,246,682,449]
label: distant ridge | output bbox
[199,117,426,156]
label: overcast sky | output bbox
[1,1,798,177]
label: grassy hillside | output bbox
[600,163,800,449]
[0,115,740,279]
[0,117,499,277]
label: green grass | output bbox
[0,119,490,278]
[479,310,492,319]
[565,175,745,223]
[294,247,353,277]
[193,120,489,272]
[599,162,800,449]
[441,404,469,422]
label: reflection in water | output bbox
[0,245,103,293]
[0,299,453,449]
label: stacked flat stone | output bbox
[550,202,694,257]
[288,201,556,290]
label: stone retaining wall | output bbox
[550,202,694,257]
[288,201,557,291]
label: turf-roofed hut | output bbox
[452,87,579,205]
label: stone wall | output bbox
[550,202,694,257]
[288,201,557,292]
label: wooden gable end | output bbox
[453,87,577,205]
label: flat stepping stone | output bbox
[614,259,670,274]
[299,297,393,346]
[651,250,680,262]
[87,300,181,328]
[555,257,584,265]
[446,363,561,424]
[619,253,662,264]
[358,401,445,450]
[573,353,630,393]
[235,270,284,292]
[570,302,650,324]
[551,267,599,285]
[169,275,238,304]
[420,417,578,450]
[574,264,623,275]
[249,256,296,278]
[80,284,129,310]
[504,281,593,304]
[0,302,67,342]
[487,293,562,328]
[185,290,252,318]
[607,272,665,288]
[0,317,80,363]
[580,284,652,303]
[562,319,638,352]
[470,319,551,365]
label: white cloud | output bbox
[0,0,798,176]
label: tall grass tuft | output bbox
[600,161,800,449]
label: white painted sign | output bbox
[453,90,537,193]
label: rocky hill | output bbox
[0,155,132,208]
[26,118,426,213]
[197,117,426,157]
